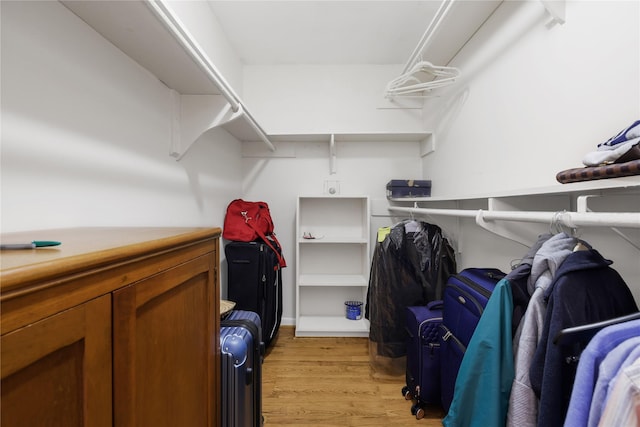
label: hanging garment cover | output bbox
[366,220,456,375]
[442,234,550,427]
[529,249,639,427]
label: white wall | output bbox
[1,1,243,240]
[240,139,425,325]
[2,0,637,322]
[241,64,430,324]
[422,0,640,195]
[167,0,244,96]
[241,1,640,322]
[419,0,640,301]
[243,64,424,134]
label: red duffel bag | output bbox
[222,199,287,268]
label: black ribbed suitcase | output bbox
[220,310,263,427]
[225,239,283,349]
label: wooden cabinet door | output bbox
[113,253,218,427]
[1,295,112,427]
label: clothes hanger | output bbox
[404,210,420,233]
[550,211,565,235]
[553,311,640,346]
[549,211,587,251]
[385,60,461,98]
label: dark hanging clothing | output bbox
[366,220,457,358]
[529,249,639,427]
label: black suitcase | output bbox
[225,239,283,349]
[220,310,263,427]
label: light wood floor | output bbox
[262,326,445,426]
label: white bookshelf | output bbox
[295,196,370,337]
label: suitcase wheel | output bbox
[402,386,413,400]
[410,402,419,415]
[410,403,425,419]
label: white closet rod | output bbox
[387,206,640,229]
[402,0,456,74]
[238,104,277,152]
[146,0,275,152]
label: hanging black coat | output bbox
[366,220,457,358]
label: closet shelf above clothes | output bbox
[60,0,274,159]
[387,176,640,203]
[387,177,640,247]
[242,132,435,173]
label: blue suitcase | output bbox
[403,300,443,419]
[439,268,506,412]
[220,310,263,427]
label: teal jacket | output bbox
[442,272,522,427]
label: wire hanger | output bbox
[386,0,458,99]
[404,204,420,233]
[549,211,563,234]
[550,211,587,251]
[385,60,461,98]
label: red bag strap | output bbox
[244,217,287,269]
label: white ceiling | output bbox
[60,0,503,94]
[206,1,503,66]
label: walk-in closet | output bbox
[2,0,638,426]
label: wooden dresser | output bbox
[0,227,221,427]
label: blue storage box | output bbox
[386,180,432,198]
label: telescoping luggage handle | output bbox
[426,300,444,311]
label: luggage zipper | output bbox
[447,284,484,316]
[414,337,436,400]
[453,274,493,299]
[261,272,268,335]
[428,342,440,355]
[486,271,506,280]
[269,271,279,340]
